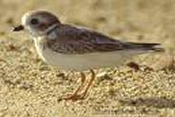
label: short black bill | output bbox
[12,25,24,31]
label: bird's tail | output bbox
[126,42,165,53]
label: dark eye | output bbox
[30,18,39,25]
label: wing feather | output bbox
[47,24,163,54]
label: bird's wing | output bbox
[47,24,163,54]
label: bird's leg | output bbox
[72,72,86,95]
[61,70,95,101]
[61,72,86,100]
[77,69,95,98]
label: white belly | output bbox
[35,44,137,71]
[34,36,147,71]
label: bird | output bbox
[13,10,164,101]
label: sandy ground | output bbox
[0,0,175,117]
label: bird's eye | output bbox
[30,18,39,25]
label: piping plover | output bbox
[13,10,164,101]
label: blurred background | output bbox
[0,0,175,116]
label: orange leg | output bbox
[61,72,86,101]
[68,72,86,96]
[61,70,95,101]
[77,70,95,98]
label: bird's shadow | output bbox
[119,97,175,109]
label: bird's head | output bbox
[13,10,61,37]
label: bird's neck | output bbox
[44,23,60,35]
[31,23,60,38]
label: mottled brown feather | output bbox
[46,24,162,54]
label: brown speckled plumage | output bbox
[46,24,163,54]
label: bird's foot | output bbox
[59,93,87,102]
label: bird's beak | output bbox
[12,25,24,32]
